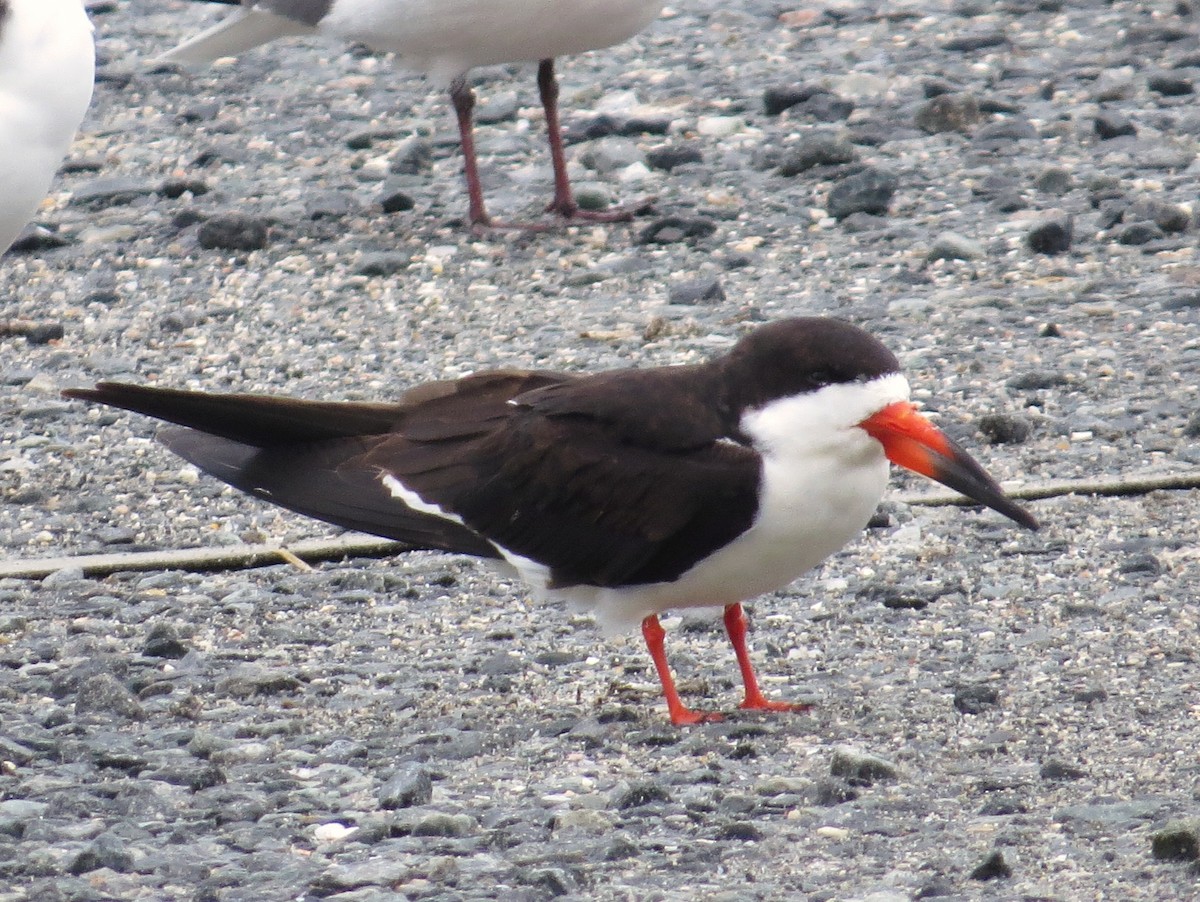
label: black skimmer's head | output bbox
[65,317,1037,725]
[0,0,94,254]
[160,0,666,227]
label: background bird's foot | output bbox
[739,695,813,714]
[545,195,656,222]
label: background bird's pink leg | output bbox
[449,76,492,228]
[641,614,721,726]
[723,603,812,713]
[537,59,637,222]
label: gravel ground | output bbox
[3,0,1200,899]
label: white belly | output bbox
[544,434,889,633]
[322,0,667,83]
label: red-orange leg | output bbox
[723,603,811,713]
[641,614,722,726]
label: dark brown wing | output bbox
[513,364,733,450]
[66,367,762,588]
[365,365,761,588]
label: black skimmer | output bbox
[0,0,95,254]
[159,0,666,228]
[64,318,1038,725]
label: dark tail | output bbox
[63,383,404,446]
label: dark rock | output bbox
[151,763,227,791]
[645,144,703,172]
[777,135,857,175]
[1148,73,1194,96]
[636,216,717,245]
[763,85,853,120]
[1127,197,1191,232]
[811,778,858,806]
[214,665,303,697]
[953,684,1001,714]
[969,849,1012,880]
[1095,112,1137,139]
[344,126,399,150]
[668,278,725,305]
[534,650,579,667]
[6,225,71,253]
[1026,215,1073,254]
[380,183,416,213]
[978,794,1028,816]
[74,673,145,720]
[520,867,574,896]
[943,32,1009,51]
[827,167,897,219]
[1163,292,1200,310]
[1119,552,1162,576]
[568,115,657,145]
[1116,221,1164,245]
[1040,759,1087,780]
[1151,820,1200,861]
[978,413,1033,444]
[160,310,201,332]
[1007,370,1069,390]
[24,323,66,345]
[410,812,474,837]
[915,93,982,134]
[714,821,763,841]
[915,879,957,898]
[605,835,639,860]
[159,177,208,199]
[764,85,821,116]
[1033,166,1072,195]
[804,92,855,122]
[67,833,136,875]
[615,782,672,809]
[197,214,269,251]
[618,116,672,137]
[830,747,898,785]
[142,623,189,659]
[175,101,220,124]
[380,767,434,809]
[877,591,929,610]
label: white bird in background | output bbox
[0,0,95,254]
[160,0,668,228]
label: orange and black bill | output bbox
[860,402,1038,530]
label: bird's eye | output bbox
[810,369,837,386]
